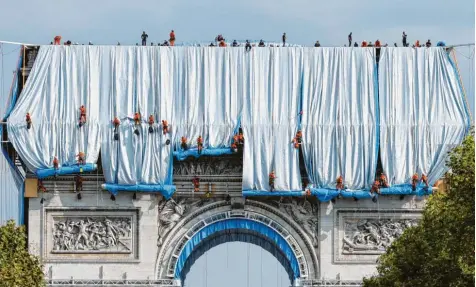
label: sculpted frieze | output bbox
[342,218,418,254]
[269,198,319,247]
[157,197,216,246]
[173,157,242,176]
[52,217,132,253]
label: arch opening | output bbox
[180,230,295,284]
[174,218,301,283]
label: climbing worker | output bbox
[354,42,358,47]
[79,105,86,127]
[25,113,32,129]
[269,171,276,191]
[258,40,265,47]
[53,157,59,169]
[141,31,148,46]
[148,115,155,133]
[415,40,420,47]
[181,137,188,150]
[361,40,368,47]
[75,174,83,193]
[421,174,429,187]
[375,39,381,47]
[282,33,286,47]
[411,173,419,191]
[314,41,321,47]
[348,32,352,47]
[192,177,200,192]
[425,39,431,47]
[162,120,169,134]
[113,117,120,141]
[370,180,381,195]
[219,40,226,47]
[169,30,176,46]
[402,31,407,47]
[54,35,62,45]
[133,113,141,135]
[197,136,203,154]
[379,173,389,188]
[245,40,252,51]
[232,40,238,47]
[76,152,86,165]
[336,176,344,190]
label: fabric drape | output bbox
[7,46,470,197]
[8,46,101,172]
[172,48,242,154]
[378,48,470,186]
[301,48,378,190]
[241,48,303,192]
[98,47,174,185]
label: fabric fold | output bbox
[378,48,470,186]
[301,48,378,190]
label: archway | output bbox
[175,219,300,284]
[155,198,319,286]
[184,240,292,287]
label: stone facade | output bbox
[28,177,427,286]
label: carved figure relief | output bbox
[52,217,132,253]
[173,157,242,176]
[342,218,418,253]
[270,198,319,247]
[157,198,212,246]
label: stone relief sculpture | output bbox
[272,198,319,247]
[342,218,418,253]
[157,198,210,246]
[173,158,242,176]
[52,217,132,253]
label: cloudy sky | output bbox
[0,0,474,115]
[0,0,474,286]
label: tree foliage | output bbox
[363,133,475,287]
[0,220,44,287]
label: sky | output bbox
[185,242,290,287]
[0,0,474,285]
[0,0,474,116]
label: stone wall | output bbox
[29,184,427,284]
[29,190,160,281]
[318,196,425,281]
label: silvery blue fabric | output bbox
[8,46,101,172]
[378,48,470,186]
[241,48,303,192]
[301,48,378,190]
[6,46,471,195]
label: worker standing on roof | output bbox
[141,31,148,46]
[169,30,175,46]
[282,33,286,47]
[245,40,251,51]
[348,32,352,47]
[402,31,407,47]
[54,36,61,45]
